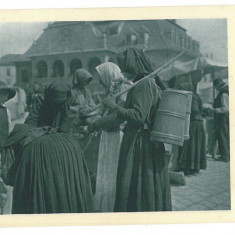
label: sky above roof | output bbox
[0,19,228,63]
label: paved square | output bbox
[171,157,231,211]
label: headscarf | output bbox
[117,48,152,76]
[73,69,92,88]
[117,48,166,90]
[37,82,71,129]
[95,62,125,95]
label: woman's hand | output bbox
[102,95,117,110]
[88,123,97,133]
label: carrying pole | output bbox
[82,50,187,153]
[86,50,187,113]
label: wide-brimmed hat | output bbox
[0,81,16,101]
[213,78,227,90]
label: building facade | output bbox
[21,20,201,94]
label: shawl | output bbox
[37,82,71,129]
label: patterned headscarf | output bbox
[96,62,125,95]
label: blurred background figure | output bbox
[177,82,207,176]
[5,86,27,121]
[212,78,229,162]
[26,82,44,113]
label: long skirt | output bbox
[178,120,207,173]
[216,114,230,161]
[114,130,172,212]
[12,133,94,214]
[94,131,121,212]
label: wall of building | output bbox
[0,65,16,86]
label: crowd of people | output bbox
[0,48,230,214]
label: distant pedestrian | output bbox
[212,78,229,162]
[26,83,44,113]
[177,83,207,175]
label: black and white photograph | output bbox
[0,6,232,228]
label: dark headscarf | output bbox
[117,48,166,90]
[37,82,71,129]
[72,69,92,88]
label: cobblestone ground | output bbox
[171,157,231,211]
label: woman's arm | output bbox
[103,79,158,124]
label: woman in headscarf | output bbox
[1,124,94,214]
[70,68,100,127]
[25,81,71,132]
[70,69,102,193]
[177,82,207,175]
[102,48,171,212]
[87,62,130,212]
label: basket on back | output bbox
[150,89,192,146]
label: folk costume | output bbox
[25,82,71,132]
[1,124,94,214]
[178,83,207,175]
[103,48,172,212]
[89,62,128,212]
[213,79,229,162]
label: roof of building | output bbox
[24,20,199,58]
[24,21,118,57]
[0,54,30,66]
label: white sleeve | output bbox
[6,108,13,133]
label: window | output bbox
[70,59,82,75]
[88,57,101,75]
[6,68,11,76]
[36,61,48,78]
[126,34,138,45]
[53,60,64,77]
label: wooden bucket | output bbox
[150,89,187,146]
[181,91,192,140]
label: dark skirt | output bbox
[114,130,172,212]
[178,120,207,173]
[12,132,94,214]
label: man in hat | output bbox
[212,78,229,162]
[0,81,16,214]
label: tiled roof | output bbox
[0,54,30,65]
[25,21,117,57]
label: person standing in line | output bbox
[212,78,229,162]
[177,83,207,176]
[102,48,172,212]
[88,62,129,212]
